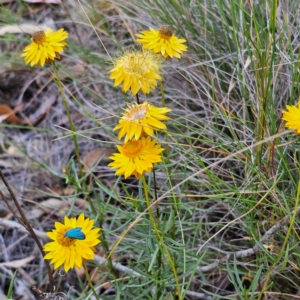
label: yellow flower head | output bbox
[114,102,171,142]
[21,28,68,67]
[109,50,162,95]
[108,136,164,179]
[43,213,101,272]
[282,101,300,134]
[135,26,187,59]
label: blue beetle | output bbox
[64,227,85,240]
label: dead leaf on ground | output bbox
[0,24,54,36]
[0,255,35,268]
[0,105,23,124]
[7,145,24,156]
[27,188,89,213]
[83,148,114,171]
[26,198,67,219]
[74,64,85,71]
[28,94,56,125]
[44,186,75,196]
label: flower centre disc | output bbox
[123,140,143,158]
[32,31,47,45]
[158,26,173,40]
[127,106,147,121]
[124,53,150,75]
[57,228,77,247]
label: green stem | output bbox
[160,80,179,283]
[83,264,100,300]
[151,167,161,298]
[141,176,181,299]
[152,168,160,226]
[53,62,83,178]
[52,63,98,222]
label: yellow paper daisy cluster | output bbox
[108,25,182,178]
[108,101,171,179]
[109,25,187,95]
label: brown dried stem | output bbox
[0,170,54,292]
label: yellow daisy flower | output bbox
[21,28,68,67]
[43,213,101,272]
[114,102,172,142]
[282,101,300,134]
[135,26,187,59]
[109,50,162,95]
[108,136,164,179]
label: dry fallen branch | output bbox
[0,255,35,268]
[197,205,299,273]
[94,255,213,299]
[0,218,47,239]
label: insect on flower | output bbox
[44,214,101,271]
[64,227,85,240]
